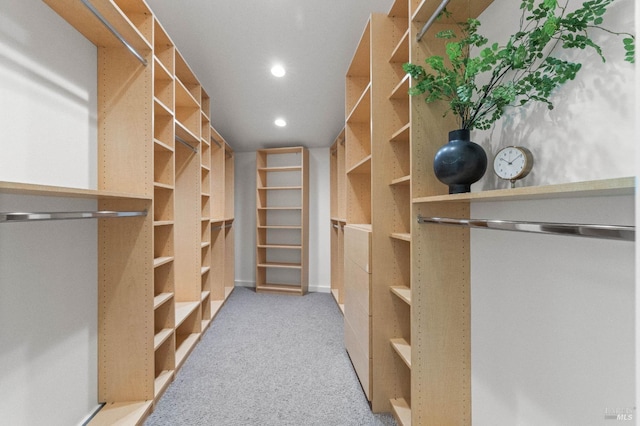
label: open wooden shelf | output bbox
[390,338,412,369]
[88,401,153,426]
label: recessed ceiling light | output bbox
[271,64,286,77]
[274,118,287,127]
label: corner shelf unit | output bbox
[255,147,309,295]
[40,1,236,424]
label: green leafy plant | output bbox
[403,0,635,131]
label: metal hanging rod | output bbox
[1,210,147,223]
[80,0,148,66]
[210,136,222,148]
[416,0,451,42]
[175,135,198,153]
[417,215,635,242]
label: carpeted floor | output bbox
[145,287,397,426]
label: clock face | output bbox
[493,146,533,181]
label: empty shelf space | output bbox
[154,328,173,350]
[153,182,174,190]
[201,290,211,302]
[154,256,174,268]
[390,286,411,305]
[390,338,411,369]
[154,220,174,227]
[390,398,412,426]
[257,262,302,269]
[390,233,411,242]
[154,292,173,309]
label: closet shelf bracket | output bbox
[417,215,635,242]
[1,210,148,223]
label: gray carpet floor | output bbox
[145,287,397,426]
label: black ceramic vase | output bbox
[433,129,487,194]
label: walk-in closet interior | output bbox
[0,0,636,425]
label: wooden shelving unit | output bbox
[38,1,237,423]
[330,129,346,312]
[255,147,309,295]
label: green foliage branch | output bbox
[403,0,635,131]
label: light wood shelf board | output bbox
[201,241,210,248]
[413,177,635,204]
[0,181,150,200]
[153,139,173,153]
[88,401,153,426]
[153,220,173,227]
[390,398,412,426]
[257,206,302,210]
[257,244,302,250]
[346,83,372,123]
[211,299,224,318]
[390,232,411,242]
[391,175,411,186]
[153,256,173,268]
[175,333,200,370]
[201,290,211,302]
[389,29,410,63]
[390,286,411,305]
[153,182,173,190]
[153,370,173,402]
[257,225,302,230]
[201,266,210,275]
[258,166,302,172]
[153,328,173,351]
[256,186,302,191]
[153,292,173,309]
[390,123,410,143]
[256,283,304,295]
[390,74,410,100]
[391,338,412,369]
[175,301,199,328]
[257,262,302,270]
[346,155,372,175]
[256,146,304,155]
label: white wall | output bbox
[234,147,331,292]
[469,1,636,424]
[0,1,99,424]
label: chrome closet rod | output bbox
[416,215,635,242]
[416,0,451,42]
[80,0,148,66]
[175,135,198,153]
[1,210,147,223]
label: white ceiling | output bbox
[146,0,395,152]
